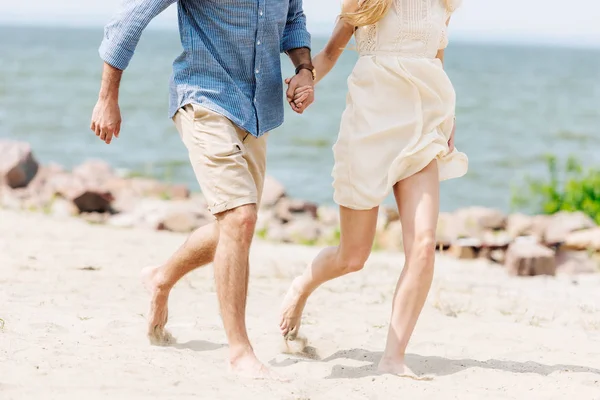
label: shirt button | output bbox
[257,40,261,46]
[259,10,263,16]
[255,69,259,74]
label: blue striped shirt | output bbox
[99,0,311,137]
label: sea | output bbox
[1,25,599,212]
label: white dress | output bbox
[332,0,469,210]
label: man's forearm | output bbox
[286,47,312,68]
[98,62,123,101]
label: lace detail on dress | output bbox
[356,24,377,54]
[394,0,432,57]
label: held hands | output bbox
[285,69,314,114]
[90,97,121,145]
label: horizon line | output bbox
[1,21,599,51]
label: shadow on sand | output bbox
[271,347,600,380]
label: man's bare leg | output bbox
[280,206,379,340]
[213,204,278,379]
[142,221,218,344]
[377,160,439,379]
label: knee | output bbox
[411,230,437,269]
[338,249,371,274]
[219,205,257,239]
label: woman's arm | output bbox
[312,18,355,84]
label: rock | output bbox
[261,176,286,208]
[255,209,275,234]
[274,198,318,222]
[107,199,210,232]
[563,228,600,251]
[72,159,115,186]
[317,205,339,226]
[283,217,321,244]
[265,220,287,243]
[166,184,190,200]
[381,206,400,224]
[436,212,458,247]
[0,186,24,210]
[489,249,506,264]
[481,230,512,249]
[555,249,599,275]
[453,207,507,238]
[506,213,534,238]
[49,197,79,218]
[378,220,403,252]
[0,140,39,188]
[157,210,206,233]
[544,211,596,245]
[72,190,114,213]
[447,238,482,260]
[505,241,556,276]
[80,212,110,224]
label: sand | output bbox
[1,208,600,399]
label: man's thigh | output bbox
[173,104,267,215]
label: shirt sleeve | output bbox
[99,0,177,70]
[281,0,312,53]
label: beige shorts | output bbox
[173,104,268,215]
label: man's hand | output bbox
[91,98,121,145]
[285,69,314,114]
[447,119,456,154]
[91,63,123,145]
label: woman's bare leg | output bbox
[279,206,379,340]
[378,160,439,378]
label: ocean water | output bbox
[1,26,599,212]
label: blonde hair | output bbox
[341,0,452,27]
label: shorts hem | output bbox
[208,196,258,215]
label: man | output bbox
[90,0,315,379]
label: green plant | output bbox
[511,154,600,224]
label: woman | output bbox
[280,0,468,378]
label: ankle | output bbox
[380,352,407,364]
[229,344,255,364]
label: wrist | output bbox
[296,68,314,82]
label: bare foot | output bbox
[378,357,433,381]
[230,351,289,381]
[279,277,309,341]
[141,266,173,345]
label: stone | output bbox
[436,212,458,247]
[563,228,600,252]
[0,140,39,188]
[283,217,321,244]
[447,238,482,260]
[72,159,115,186]
[506,213,534,238]
[381,206,400,224]
[261,176,286,208]
[555,249,599,275]
[544,211,596,245]
[274,197,318,222]
[454,207,507,237]
[481,230,512,249]
[317,205,339,226]
[72,190,114,213]
[489,249,506,264]
[49,197,79,218]
[157,210,206,233]
[0,186,24,210]
[505,241,556,276]
[378,220,403,252]
[375,220,404,251]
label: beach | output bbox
[1,208,599,399]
